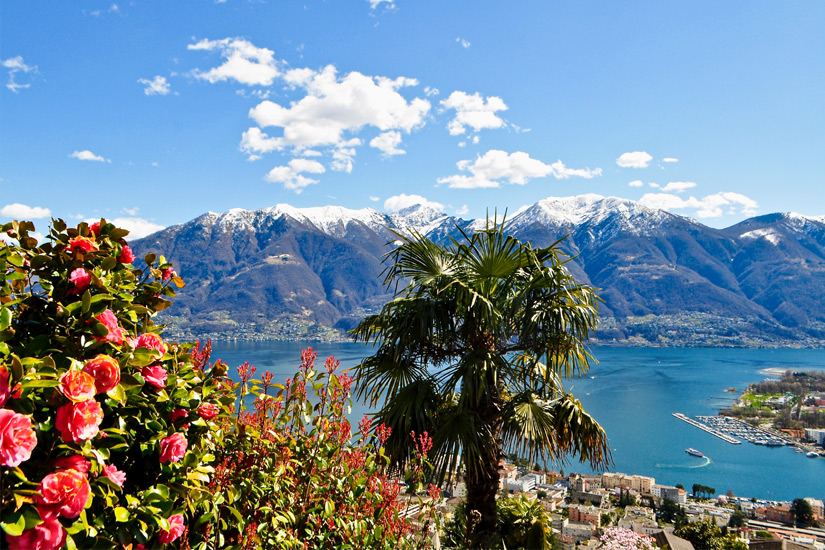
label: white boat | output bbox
[686,448,704,457]
[807,451,819,458]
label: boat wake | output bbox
[655,456,712,470]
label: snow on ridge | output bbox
[391,204,451,235]
[740,228,781,245]
[789,212,825,225]
[508,194,664,230]
[266,204,390,236]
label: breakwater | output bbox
[672,413,742,444]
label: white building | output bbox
[804,428,825,445]
[652,484,687,504]
[562,521,595,543]
[507,473,544,492]
[602,472,655,494]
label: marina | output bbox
[672,413,742,444]
[696,416,793,447]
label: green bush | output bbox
[0,220,229,549]
[210,348,441,549]
[0,219,440,550]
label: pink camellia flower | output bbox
[35,469,91,518]
[92,309,124,345]
[118,244,136,264]
[5,509,66,550]
[102,464,126,487]
[0,409,38,467]
[58,370,96,402]
[88,222,101,236]
[50,455,91,474]
[159,513,185,544]
[140,365,168,389]
[0,364,11,407]
[159,432,188,464]
[69,267,92,293]
[198,402,219,420]
[136,333,167,355]
[67,236,98,254]
[82,354,121,394]
[161,267,176,281]
[55,400,104,443]
[168,408,190,429]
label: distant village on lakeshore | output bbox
[415,458,825,550]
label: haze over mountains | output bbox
[132,195,825,346]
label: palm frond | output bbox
[501,391,611,469]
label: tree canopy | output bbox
[352,223,610,546]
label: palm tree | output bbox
[352,222,610,548]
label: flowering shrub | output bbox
[209,348,441,549]
[0,220,230,549]
[600,527,657,550]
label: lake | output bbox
[210,341,825,502]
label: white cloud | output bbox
[122,206,140,216]
[264,158,325,192]
[384,193,444,212]
[241,65,429,175]
[628,180,643,187]
[648,182,659,188]
[369,196,380,202]
[248,67,428,149]
[661,181,696,193]
[440,91,507,136]
[437,150,601,189]
[424,86,439,97]
[189,38,279,86]
[639,191,758,218]
[368,0,394,8]
[456,37,471,49]
[70,150,110,163]
[454,204,469,215]
[370,130,405,156]
[1,203,51,219]
[662,157,678,163]
[2,56,36,93]
[102,217,165,239]
[138,75,171,95]
[330,138,360,173]
[616,151,653,168]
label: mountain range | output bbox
[132,194,825,347]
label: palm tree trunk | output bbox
[464,400,503,548]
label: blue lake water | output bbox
[210,342,825,502]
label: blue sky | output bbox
[2,1,824,238]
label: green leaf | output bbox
[20,379,60,388]
[0,307,11,331]
[324,500,335,518]
[101,256,117,270]
[81,290,91,313]
[1,511,26,536]
[224,505,244,524]
[91,321,109,338]
[106,384,126,404]
[89,294,112,305]
[114,507,130,522]
[119,373,143,390]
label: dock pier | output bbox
[672,413,742,444]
